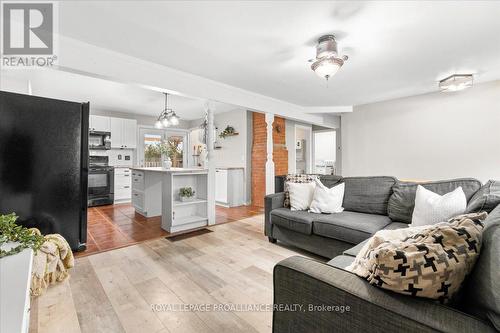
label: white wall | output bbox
[213,109,248,168]
[341,80,500,182]
[189,109,252,204]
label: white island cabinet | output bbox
[130,167,210,233]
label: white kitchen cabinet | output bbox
[215,169,228,203]
[215,168,245,207]
[114,167,132,203]
[131,169,163,217]
[110,117,137,149]
[89,115,111,132]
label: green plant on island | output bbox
[0,213,45,258]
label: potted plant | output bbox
[179,187,196,202]
[0,213,44,258]
[219,125,238,139]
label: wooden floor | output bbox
[30,215,320,333]
[81,204,264,257]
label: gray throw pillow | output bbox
[466,180,500,213]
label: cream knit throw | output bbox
[30,229,74,296]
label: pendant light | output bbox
[155,93,180,128]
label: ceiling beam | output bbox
[56,35,350,128]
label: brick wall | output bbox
[251,113,288,207]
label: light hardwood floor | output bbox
[30,214,322,333]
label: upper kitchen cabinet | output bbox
[110,117,137,149]
[89,115,111,132]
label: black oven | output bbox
[88,156,114,206]
[89,131,111,150]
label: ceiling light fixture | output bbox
[439,74,473,92]
[310,35,348,82]
[155,93,180,128]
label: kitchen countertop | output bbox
[130,167,208,173]
[216,167,245,170]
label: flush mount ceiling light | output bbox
[310,35,348,82]
[439,74,473,92]
[155,93,180,128]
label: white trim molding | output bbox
[265,113,275,195]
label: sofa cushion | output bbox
[346,212,487,303]
[466,180,500,214]
[382,222,410,231]
[270,208,318,235]
[283,174,319,208]
[342,176,396,215]
[327,255,355,270]
[312,211,391,244]
[343,223,410,257]
[318,175,342,188]
[463,205,500,330]
[343,239,369,257]
[388,178,482,223]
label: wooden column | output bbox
[265,113,275,195]
[205,101,216,225]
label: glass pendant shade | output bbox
[169,114,179,126]
[161,117,170,127]
[311,57,343,80]
[154,120,163,128]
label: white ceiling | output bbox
[57,1,500,107]
[0,69,238,119]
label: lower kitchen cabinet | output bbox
[114,167,132,203]
[215,167,245,207]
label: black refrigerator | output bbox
[0,90,89,251]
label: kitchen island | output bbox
[130,167,211,233]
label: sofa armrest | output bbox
[265,192,285,237]
[273,256,495,333]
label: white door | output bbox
[121,119,137,149]
[90,115,110,132]
[110,117,122,148]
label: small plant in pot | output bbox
[179,187,195,202]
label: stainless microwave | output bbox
[89,131,111,150]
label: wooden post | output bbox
[205,101,216,225]
[265,113,275,195]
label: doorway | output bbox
[137,127,188,167]
[294,125,312,174]
[312,130,337,175]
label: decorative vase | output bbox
[180,196,193,202]
[163,157,172,169]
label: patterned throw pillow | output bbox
[346,212,486,303]
[284,174,319,208]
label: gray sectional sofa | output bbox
[265,176,500,332]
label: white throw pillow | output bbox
[411,185,466,227]
[309,180,345,214]
[288,181,316,211]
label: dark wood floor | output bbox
[79,203,264,257]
